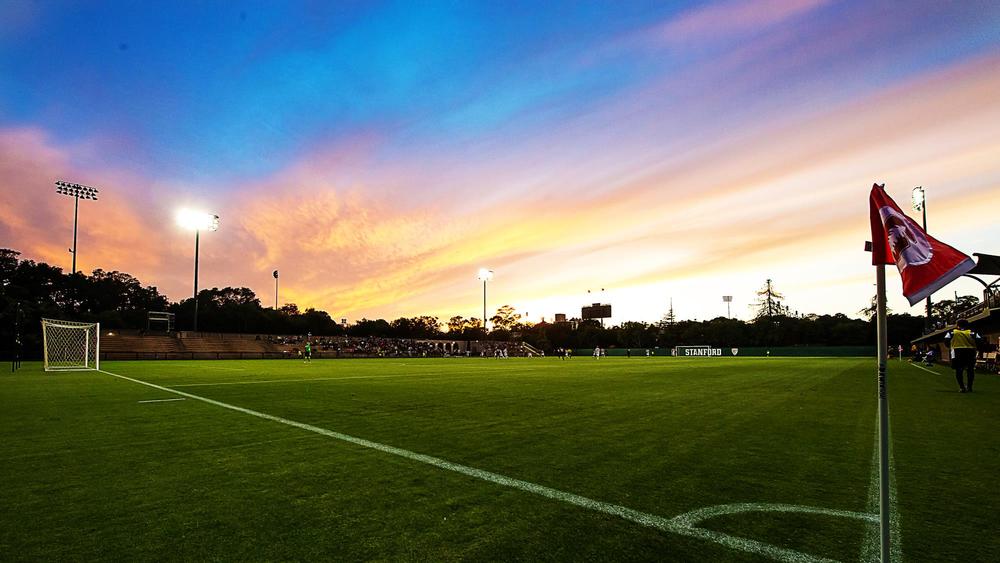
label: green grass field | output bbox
[1,357,997,562]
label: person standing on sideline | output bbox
[945,319,982,393]
[304,340,312,363]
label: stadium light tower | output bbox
[912,187,932,328]
[176,209,220,332]
[477,268,494,332]
[54,181,100,274]
[273,270,279,309]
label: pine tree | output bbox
[753,279,789,320]
[660,297,676,327]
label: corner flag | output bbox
[869,183,975,305]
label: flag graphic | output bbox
[869,183,974,305]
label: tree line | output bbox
[1,248,930,357]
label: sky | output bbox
[2,0,1000,326]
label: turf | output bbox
[0,357,997,562]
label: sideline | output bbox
[99,367,875,562]
[859,430,902,562]
[908,362,939,375]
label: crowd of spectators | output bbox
[268,335,468,358]
[266,335,534,359]
[328,337,452,358]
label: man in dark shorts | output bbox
[945,319,981,393]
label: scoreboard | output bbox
[581,303,612,319]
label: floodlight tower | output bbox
[176,209,220,332]
[54,181,100,274]
[477,268,494,332]
[273,270,279,309]
[912,187,932,328]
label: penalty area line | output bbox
[99,368,859,563]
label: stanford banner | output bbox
[869,183,974,305]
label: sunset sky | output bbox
[2,1,999,325]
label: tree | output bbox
[447,316,467,333]
[753,279,789,320]
[413,316,442,338]
[490,305,521,332]
[659,298,676,327]
[0,249,20,288]
[931,296,981,323]
[617,321,653,348]
[348,318,391,337]
[859,295,891,321]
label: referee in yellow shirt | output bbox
[945,319,982,393]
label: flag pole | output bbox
[876,263,891,562]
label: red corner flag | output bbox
[870,183,974,305]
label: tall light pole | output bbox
[912,187,932,328]
[177,209,220,332]
[273,270,279,309]
[723,295,732,318]
[477,268,493,333]
[54,181,99,274]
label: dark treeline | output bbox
[1,248,925,357]
[518,314,923,352]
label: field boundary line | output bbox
[908,363,939,375]
[99,368,866,563]
[859,422,902,562]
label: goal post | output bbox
[42,319,100,372]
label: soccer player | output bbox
[304,341,312,363]
[945,319,982,393]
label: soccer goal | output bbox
[42,319,100,372]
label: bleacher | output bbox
[100,332,294,360]
[977,351,998,374]
[98,332,487,361]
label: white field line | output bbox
[859,427,902,562]
[99,367,871,563]
[909,363,939,375]
[170,375,419,387]
[137,398,186,403]
[167,367,553,388]
[670,503,875,563]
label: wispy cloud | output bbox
[653,0,832,44]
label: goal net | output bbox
[42,319,100,372]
